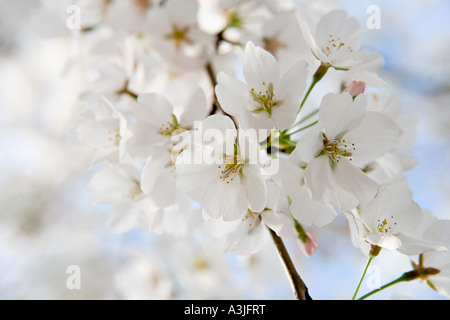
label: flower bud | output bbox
[344,81,366,98]
[297,232,319,257]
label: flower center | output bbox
[319,132,356,168]
[165,25,191,49]
[127,180,142,200]
[107,129,121,146]
[376,216,398,234]
[158,114,183,136]
[218,146,246,184]
[250,81,278,117]
[323,34,354,56]
[242,209,261,228]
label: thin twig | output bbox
[205,62,237,126]
[268,227,312,300]
[205,62,222,114]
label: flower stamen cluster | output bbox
[250,82,277,116]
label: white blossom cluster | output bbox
[75,0,450,298]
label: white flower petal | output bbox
[134,93,174,126]
[215,72,249,117]
[365,232,402,250]
[345,111,400,162]
[202,179,248,221]
[127,121,163,159]
[262,210,294,238]
[179,86,207,127]
[272,60,308,129]
[319,92,367,140]
[291,127,323,164]
[175,159,218,192]
[304,155,337,204]
[290,186,337,227]
[224,220,265,255]
[243,41,280,88]
[333,157,379,207]
[396,234,447,256]
[242,165,267,213]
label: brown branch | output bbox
[116,79,138,100]
[268,227,312,300]
[205,62,222,115]
[205,62,237,128]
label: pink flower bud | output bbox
[297,232,319,257]
[344,81,366,98]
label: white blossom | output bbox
[146,0,215,70]
[86,161,153,233]
[417,218,450,298]
[345,182,426,253]
[76,95,129,165]
[216,41,308,138]
[297,9,383,73]
[175,114,267,221]
[127,87,207,161]
[293,92,400,209]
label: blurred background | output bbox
[0,0,449,299]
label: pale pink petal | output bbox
[296,232,319,257]
[344,80,366,98]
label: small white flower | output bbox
[146,0,214,70]
[216,41,308,139]
[86,161,152,233]
[275,158,337,227]
[297,9,382,71]
[76,95,128,165]
[416,218,450,298]
[364,93,419,184]
[140,145,192,211]
[293,92,400,209]
[347,182,445,257]
[175,114,267,221]
[259,11,312,73]
[203,179,294,255]
[127,87,207,160]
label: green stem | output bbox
[287,120,318,136]
[352,245,382,300]
[352,256,374,300]
[358,273,413,300]
[298,63,329,114]
[290,108,319,129]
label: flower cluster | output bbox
[76,0,449,299]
